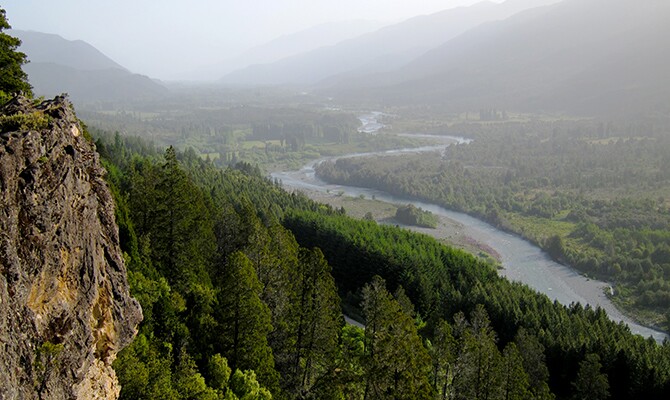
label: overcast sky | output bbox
[4,0,500,80]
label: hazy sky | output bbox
[4,0,500,80]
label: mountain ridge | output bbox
[177,20,386,81]
[10,30,126,71]
[220,0,563,86]
[11,30,168,104]
[327,0,670,115]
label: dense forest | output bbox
[315,118,670,329]
[95,130,670,399]
[80,104,360,166]
[80,102,440,172]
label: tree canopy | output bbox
[93,128,670,400]
[0,8,32,103]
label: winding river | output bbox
[271,131,668,342]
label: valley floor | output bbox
[285,184,669,342]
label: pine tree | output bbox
[151,146,216,289]
[362,276,433,400]
[173,348,219,400]
[501,343,530,400]
[453,305,502,400]
[216,251,280,394]
[208,354,273,400]
[0,8,32,103]
[288,247,341,398]
[514,328,554,400]
[232,205,299,385]
[430,319,457,399]
[114,334,177,400]
[572,354,610,400]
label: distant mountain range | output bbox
[11,30,168,103]
[220,0,562,86]
[217,0,669,116]
[328,0,670,115]
[184,20,386,81]
[11,0,669,116]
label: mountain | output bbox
[11,30,168,103]
[184,20,385,81]
[220,0,563,86]
[24,62,169,103]
[0,95,141,399]
[240,20,386,67]
[10,30,125,71]
[334,0,670,115]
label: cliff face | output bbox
[0,95,142,399]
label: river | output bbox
[271,132,668,342]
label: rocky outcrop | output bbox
[0,95,142,399]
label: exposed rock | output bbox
[0,95,142,399]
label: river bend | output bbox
[271,135,668,342]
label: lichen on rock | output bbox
[0,95,142,399]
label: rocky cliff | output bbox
[0,95,142,399]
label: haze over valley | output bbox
[9,0,668,116]
[2,1,670,399]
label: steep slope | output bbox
[239,20,386,66]
[10,30,125,71]
[187,20,385,80]
[0,95,141,399]
[24,63,169,103]
[11,30,167,104]
[221,0,563,86]
[344,0,670,115]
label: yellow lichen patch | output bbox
[26,248,79,334]
[90,282,117,361]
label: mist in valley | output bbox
[3,1,670,399]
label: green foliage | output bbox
[208,354,232,392]
[173,349,220,400]
[229,370,272,400]
[149,146,216,289]
[501,343,531,400]
[0,8,33,104]
[34,341,64,396]
[429,319,457,399]
[315,119,670,328]
[572,354,610,400]
[452,305,503,400]
[283,207,670,400]
[362,276,433,399]
[286,248,342,397]
[336,324,366,398]
[113,334,176,400]
[100,134,337,399]
[216,251,279,393]
[395,204,438,228]
[514,328,553,400]
[0,111,50,133]
[283,209,497,313]
[98,131,670,400]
